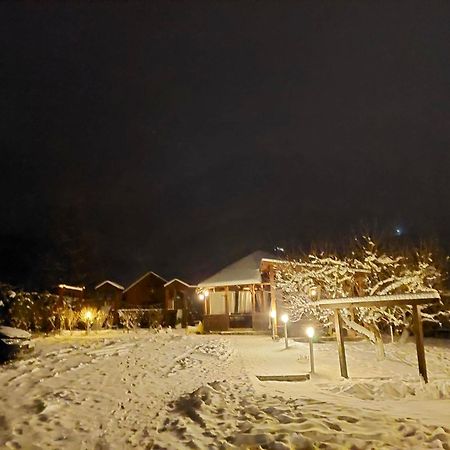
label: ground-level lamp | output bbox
[306,326,315,374]
[82,309,94,334]
[281,314,289,349]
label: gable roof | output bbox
[95,280,124,290]
[164,278,196,288]
[123,271,167,293]
[198,251,277,288]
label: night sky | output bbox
[1,1,449,290]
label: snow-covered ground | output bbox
[0,330,449,449]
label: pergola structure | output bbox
[317,292,441,383]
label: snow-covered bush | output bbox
[0,284,60,331]
[118,309,143,331]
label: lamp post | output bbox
[306,326,315,374]
[281,314,289,349]
[270,310,277,340]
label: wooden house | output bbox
[122,271,167,309]
[164,278,197,328]
[197,251,283,332]
[94,280,124,308]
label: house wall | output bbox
[122,275,165,308]
[95,285,123,308]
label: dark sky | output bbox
[1,1,449,289]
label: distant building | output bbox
[94,280,124,308]
[122,271,166,308]
[197,251,283,332]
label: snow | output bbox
[0,325,31,339]
[58,284,84,291]
[94,281,125,291]
[0,330,449,449]
[164,278,196,288]
[198,251,276,288]
[317,291,441,308]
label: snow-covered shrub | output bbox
[118,309,144,331]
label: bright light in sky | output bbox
[395,227,403,236]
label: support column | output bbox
[224,287,230,331]
[412,304,428,383]
[334,309,348,378]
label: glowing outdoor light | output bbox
[204,290,209,298]
[80,308,95,334]
[281,314,289,349]
[306,326,315,374]
[198,293,205,300]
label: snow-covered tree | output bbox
[275,236,448,358]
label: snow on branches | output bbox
[275,237,447,344]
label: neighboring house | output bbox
[94,280,124,308]
[164,278,198,328]
[197,251,283,332]
[122,271,167,308]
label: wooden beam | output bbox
[256,374,310,382]
[317,292,440,309]
[225,286,230,315]
[334,310,348,378]
[251,284,256,312]
[412,304,428,383]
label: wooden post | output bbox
[412,305,428,383]
[334,309,348,378]
[251,285,256,311]
[269,265,278,336]
[224,287,229,315]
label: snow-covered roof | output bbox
[58,284,84,291]
[198,251,278,288]
[164,278,196,288]
[317,292,441,309]
[123,271,167,293]
[95,280,124,291]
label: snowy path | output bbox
[0,330,449,449]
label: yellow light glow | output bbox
[281,313,289,323]
[270,310,276,319]
[204,290,209,298]
[306,326,315,338]
[83,310,93,321]
[198,293,205,300]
